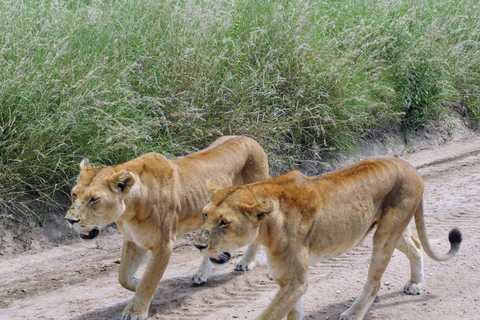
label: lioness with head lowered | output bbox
[194,157,462,320]
[64,136,269,320]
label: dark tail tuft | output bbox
[448,228,462,245]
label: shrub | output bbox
[0,0,478,223]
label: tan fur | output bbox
[65,136,269,320]
[194,157,462,320]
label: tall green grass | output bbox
[1,0,479,222]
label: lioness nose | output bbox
[66,217,80,225]
[194,243,208,251]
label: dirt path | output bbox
[1,134,479,320]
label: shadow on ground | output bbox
[72,270,244,320]
[305,291,437,319]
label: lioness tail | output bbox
[415,200,462,261]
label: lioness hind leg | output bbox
[395,225,424,295]
[235,243,259,271]
[341,224,408,320]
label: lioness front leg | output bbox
[191,255,214,285]
[286,298,303,320]
[257,277,307,320]
[119,240,147,292]
[121,241,173,320]
[256,251,308,320]
[235,243,259,271]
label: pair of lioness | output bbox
[66,137,461,320]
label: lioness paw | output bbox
[191,271,209,285]
[340,308,366,320]
[120,310,147,320]
[234,244,258,271]
[191,256,213,285]
[234,259,256,271]
[404,280,423,295]
[120,313,146,320]
[120,301,148,320]
[339,312,361,320]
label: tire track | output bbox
[404,135,480,169]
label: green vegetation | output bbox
[1,0,479,222]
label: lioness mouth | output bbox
[210,252,231,265]
[80,228,100,240]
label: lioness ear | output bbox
[207,181,223,196]
[243,199,275,222]
[79,158,92,171]
[110,170,136,195]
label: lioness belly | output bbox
[308,242,361,265]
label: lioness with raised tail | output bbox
[65,136,269,320]
[194,157,462,320]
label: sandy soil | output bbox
[1,133,479,320]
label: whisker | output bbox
[219,252,231,262]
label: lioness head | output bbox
[65,159,136,240]
[193,183,274,264]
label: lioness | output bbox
[64,136,269,320]
[194,157,462,320]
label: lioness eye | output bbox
[89,197,99,204]
[71,193,77,201]
[219,220,229,227]
[202,212,207,222]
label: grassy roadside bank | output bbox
[1,0,479,228]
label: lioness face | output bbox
[65,159,135,240]
[193,186,274,264]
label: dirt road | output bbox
[1,134,479,320]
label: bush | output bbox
[0,0,479,222]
